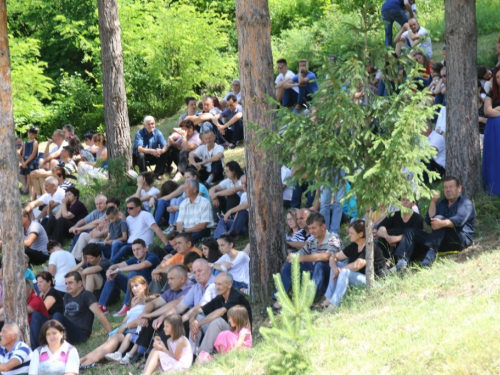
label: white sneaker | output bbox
[119,353,131,364]
[172,172,183,182]
[105,351,122,362]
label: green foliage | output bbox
[269,0,332,36]
[260,254,317,375]
[9,36,54,134]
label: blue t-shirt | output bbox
[221,104,243,130]
[292,71,319,93]
[382,0,405,11]
[133,128,167,155]
[125,253,161,282]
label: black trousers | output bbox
[424,159,446,184]
[212,194,241,222]
[133,152,169,176]
[193,156,224,182]
[25,247,49,265]
[165,148,189,174]
[44,216,74,244]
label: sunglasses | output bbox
[277,65,284,70]
[16,143,22,147]
[126,206,136,210]
[441,74,446,77]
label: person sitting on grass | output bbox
[29,319,80,375]
[21,209,49,266]
[24,176,65,228]
[140,314,193,375]
[79,275,151,369]
[30,271,112,347]
[321,220,388,312]
[36,271,64,317]
[98,206,128,259]
[201,237,223,266]
[264,212,342,314]
[47,240,77,294]
[213,304,252,355]
[98,239,160,318]
[129,171,160,213]
[0,323,32,374]
[210,234,249,292]
[285,208,301,241]
[183,251,201,275]
[213,175,249,239]
[209,161,245,220]
[165,120,202,182]
[68,243,112,294]
[393,176,476,270]
[286,208,314,250]
[188,130,225,184]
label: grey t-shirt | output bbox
[109,219,128,240]
[63,290,97,339]
[179,110,201,121]
[84,209,106,224]
[25,221,49,255]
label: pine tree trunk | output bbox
[0,0,30,344]
[235,0,286,302]
[444,0,480,198]
[364,207,374,291]
[96,0,132,174]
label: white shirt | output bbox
[427,130,446,168]
[435,106,447,134]
[49,250,77,293]
[215,251,250,285]
[218,178,243,197]
[281,166,293,201]
[127,210,157,245]
[40,187,66,215]
[239,192,248,211]
[275,70,299,93]
[193,144,225,172]
[402,26,432,57]
[177,195,212,230]
[141,186,160,212]
[29,341,79,375]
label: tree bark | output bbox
[364,207,374,291]
[0,0,30,344]
[235,0,286,302]
[96,0,132,173]
[444,0,480,198]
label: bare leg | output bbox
[85,274,103,293]
[395,41,406,56]
[80,334,124,365]
[142,349,160,375]
[117,333,132,354]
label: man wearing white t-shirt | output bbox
[422,121,446,183]
[25,176,65,223]
[281,165,293,207]
[188,131,225,184]
[394,18,432,58]
[214,176,249,239]
[110,197,168,263]
[275,58,299,107]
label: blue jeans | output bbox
[273,260,330,300]
[319,180,346,236]
[291,182,315,209]
[52,312,89,344]
[154,199,171,225]
[30,312,49,349]
[97,242,112,259]
[324,260,348,300]
[168,197,184,226]
[381,8,408,46]
[297,84,317,106]
[281,88,298,107]
[213,210,249,239]
[98,271,141,307]
[232,280,249,290]
[329,268,366,307]
[110,242,131,264]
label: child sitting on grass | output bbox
[138,314,192,375]
[214,304,252,353]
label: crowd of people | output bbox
[1,2,497,373]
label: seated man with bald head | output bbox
[24,176,65,224]
[189,272,252,359]
[0,323,32,374]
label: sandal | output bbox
[105,351,122,361]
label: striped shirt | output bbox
[177,195,212,230]
[0,340,32,375]
[289,229,313,243]
[299,231,343,257]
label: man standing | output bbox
[283,59,318,114]
[394,176,476,270]
[394,18,433,58]
[190,272,251,358]
[133,115,169,180]
[110,197,168,263]
[275,59,299,107]
[266,212,342,313]
[31,271,112,345]
[0,324,32,374]
[381,0,413,46]
[99,239,161,317]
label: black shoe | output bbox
[129,352,144,365]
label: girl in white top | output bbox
[79,275,151,368]
[129,171,160,212]
[29,320,80,375]
[141,314,193,375]
[212,234,250,291]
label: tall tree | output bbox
[96,0,132,172]
[235,0,286,301]
[0,0,30,343]
[444,0,480,198]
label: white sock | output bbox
[206,175,214,183]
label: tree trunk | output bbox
[0,0,30,344]
[235,0,286,302]
[364,207,374,291]
[444,0,480,198]
[96,0,132,174]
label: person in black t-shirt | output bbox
[68,243,112,293]
[188,272,251,359]
[322,220,387,312]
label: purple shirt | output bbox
[161,280,193,303]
